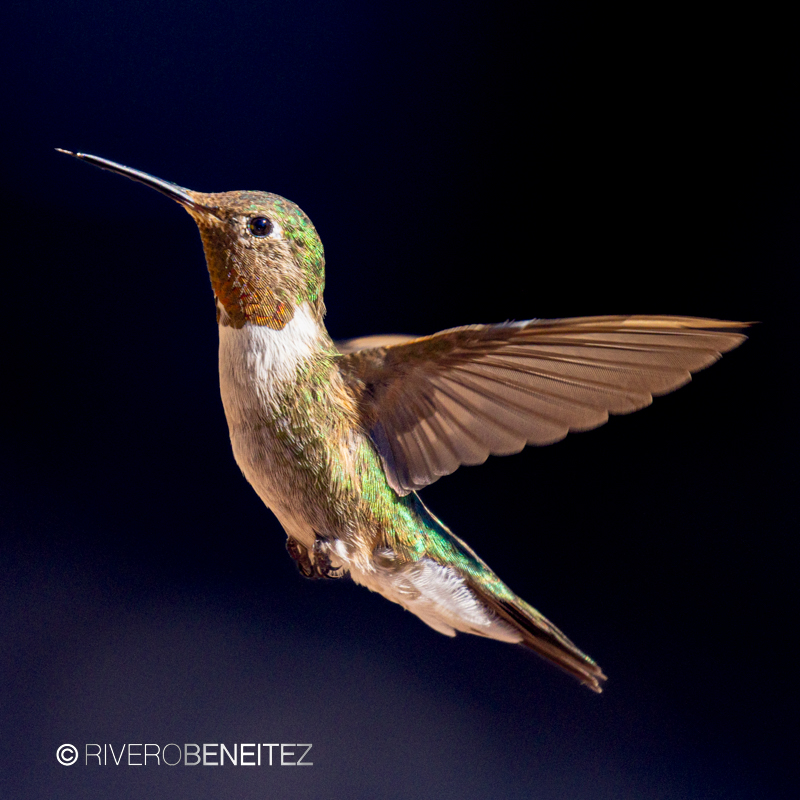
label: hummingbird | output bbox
[59,149,748,693]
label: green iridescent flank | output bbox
[358,440,517,599]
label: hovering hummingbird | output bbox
[59,150,748,692]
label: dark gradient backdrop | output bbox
[2,3,797,799]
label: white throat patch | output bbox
[218,302,320,424]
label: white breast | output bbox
[218,302,320,427]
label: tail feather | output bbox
[467,579,607,693]
[410,494,607,692]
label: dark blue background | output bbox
[2,2,797,798]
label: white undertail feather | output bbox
[349,555,522,642]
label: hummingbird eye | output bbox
[248,216,274,237]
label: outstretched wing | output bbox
[336,315,748,495]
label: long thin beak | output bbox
[57,149,220,220]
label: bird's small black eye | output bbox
[248,217,273,237]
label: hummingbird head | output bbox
[58,151,325,329]
[186,190,326,329]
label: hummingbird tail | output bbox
[466,580,607,693]
[403,494,606,691]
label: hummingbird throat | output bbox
[198,226,297,330]
[210,255,295,329]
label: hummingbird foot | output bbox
[286,536,316,578]
[285,536,346,580]
[312,538,347,579]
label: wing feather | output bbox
[337,315,749,494]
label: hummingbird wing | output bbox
[336,315,748,495]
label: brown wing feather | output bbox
[337,315,749,495]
